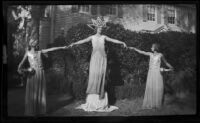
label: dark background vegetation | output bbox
[8,22,196,101]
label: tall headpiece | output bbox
[29,33,38,46]
[87,17,107,30]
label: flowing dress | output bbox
[76,35,119,112]
[25,51,46,116]
[142,53,164,109]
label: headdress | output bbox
[29,38,38,45]
[87,17,107,30]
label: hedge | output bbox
[46,22,196,100]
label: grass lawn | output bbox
[7,87,196,116]
[50,95,196,116]
[7,87,73,116]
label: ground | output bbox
[8,87,196,116]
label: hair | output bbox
[28,44,39,51]
[152,43,160,52]
[28,38,39,51]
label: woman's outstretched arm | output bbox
[17,51,28,74]
[161,54,174,70]
[129,47,151,56]
[104,36,127,47]
[41,46,67,53]
[69,36,92,47]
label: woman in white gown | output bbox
[129,44,174,109]
[68,17,127,112]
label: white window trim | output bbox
[107,5,118,16]
[79,5,91,15]
[146,5,157,23]
[167,5,176,25]
[147,5,157,22]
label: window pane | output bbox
[168,7,175,24]
[72,5,79,13]
[108,5,116,15]
[147,5,155,21]
[81,5,89,12]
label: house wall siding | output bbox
[39,5,196,48]
[53,6,96,40]
[53,4,196,35]
[39,19,50,49]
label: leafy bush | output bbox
[47,22,196,100]
[44,34,75,95]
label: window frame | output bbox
[147,5,156,21]
[79,5,91,14]
[167,6,176,24]
[71,5,79,13]
[107,5,118,16]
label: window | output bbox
[80,5,90,13]
[168,6,175,24]
[44,6,51,18]
[108,5,117,15]
[147,5,156,21]
[71,5,79,13]
[91,5,98,15]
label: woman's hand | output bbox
[17,68,23,74]
[128,47,135,50]
[63,46,68,49]
[69,43,74,48]
[160,68,174,72]
[122,42,127,48]
[28,68,33,72]
[28,68,35,75]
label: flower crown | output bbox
[87,17,107,30]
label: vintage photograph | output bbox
[4,3,197,117]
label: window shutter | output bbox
[176,8,180,26]
[157,6,161,24]
[164,8,168,24]
[118,5,123,18]
[91,5,97,15]
[143,5,147,22]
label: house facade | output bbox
[38,4,196,49]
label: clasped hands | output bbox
[62,43,74,49]
[18,67,35,75]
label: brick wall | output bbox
[54,6,95,39]
[52,5,196,34]
[39,5,196,49]
[39,18,51,49]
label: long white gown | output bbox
[142,53,164,109]
[76,35,119,112]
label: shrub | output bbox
[47,22,196,100]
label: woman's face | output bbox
[151,44,155,52]
[29,39,38,48]
[97,27,102,34]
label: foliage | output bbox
[60,22,196,100]
[7,5,47,88]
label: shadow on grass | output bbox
[8,87,75,116]
[106,50,124,105]
[8,88,25,116]
[166,95,196,110]
[46,95,74,114]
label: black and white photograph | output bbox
[2,1,199,121]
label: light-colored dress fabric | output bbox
[76,35,118,112]
[142,53,164,109]
[25,51,46,116]
[76,92,119,112]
